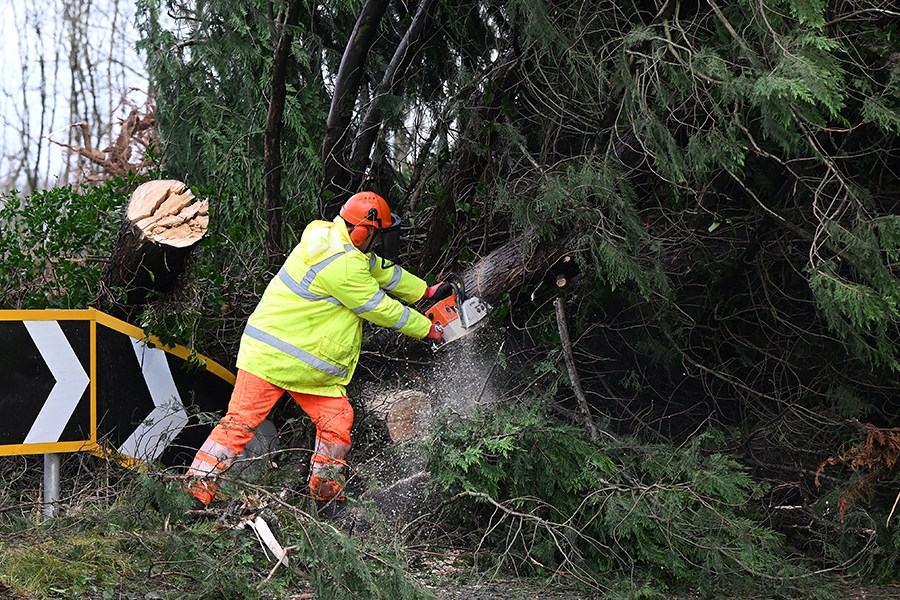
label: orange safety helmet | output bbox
[340,192,391,246]
[340,192,402,259]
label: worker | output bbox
[185,191,452,520]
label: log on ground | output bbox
[101,180,209,309]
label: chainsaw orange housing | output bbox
[426,295,459,328]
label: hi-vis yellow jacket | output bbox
[236,216,431,396]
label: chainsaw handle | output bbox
[425,273,465,329]
[444,272,465,304]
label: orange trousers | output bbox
[187,369,353,505]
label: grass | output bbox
[0,504,303,599]
[0,453,440,600]
[0,534,131,597]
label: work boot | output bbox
[315,499,372,534]
[315,498,348,521]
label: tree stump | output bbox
[101,180,209,311]
[366,390,431,442]
[386,391,431,442]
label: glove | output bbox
[425,323,443,343]
[425,281,454,301]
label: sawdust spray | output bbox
[353,324,507,524]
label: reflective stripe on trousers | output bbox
[186,369,353,505]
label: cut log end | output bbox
[126,180,209,247]
[367,390,431,442]
[100,179,211,313]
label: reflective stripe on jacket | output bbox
[236,216,430,396]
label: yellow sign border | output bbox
[0,308,234,457]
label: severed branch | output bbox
[44,103,158,180]
[258,545,298,588]
[554,297,601,442]
[401,489,615,593]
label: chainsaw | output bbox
[424,273,491,349]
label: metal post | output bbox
[43,453,60,520]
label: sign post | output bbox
[43,453,60,520]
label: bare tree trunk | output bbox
[320,0,391,217]
[1,0,145,192]
[263,0,304,273]
[346,0,439,191]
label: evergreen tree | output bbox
[135,0,332,251]
[128,0,900,588]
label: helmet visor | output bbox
[379,213,402,262]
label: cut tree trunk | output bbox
[366,390,431,443]
[457,233,572,307]
[100,180,209,313]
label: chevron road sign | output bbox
[0,309,235,466]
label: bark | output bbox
[554,297,601,442]
[346,0,439,189]
[457,233,571,307]
[100,180,209,313]
[263,0,305,273]
[320,0,391,217]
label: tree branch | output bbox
[320,0,391,215]
[348,0,439,188]
[554,297,601,442]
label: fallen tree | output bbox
[456,234,572,307]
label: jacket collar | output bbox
[333,216,354,246]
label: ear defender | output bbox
[347,208,380,248]
[349,224,370,247]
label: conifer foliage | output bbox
[131,0,900,590]
[3,0,899,596]
[426,402,802,598]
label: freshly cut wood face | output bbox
[127,180,209,248]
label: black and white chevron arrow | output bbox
[22,320,91,444]
[0,319,92,448]
[118,337,189,461]
[1,314,233,465]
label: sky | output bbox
[0,0,148,192]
